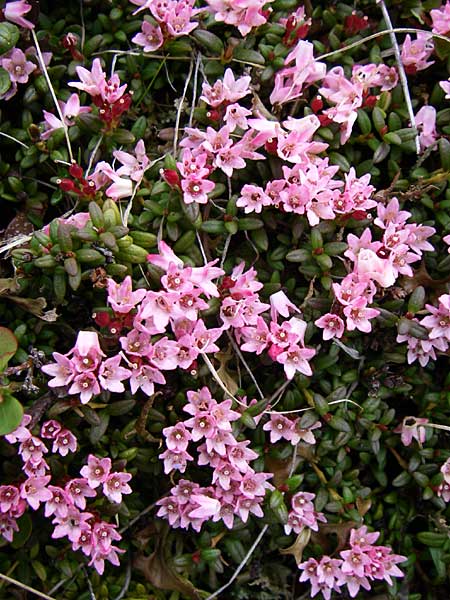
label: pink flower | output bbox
[132,21,164,52]
[20,476,52,510]
[41,93,91,140]
[163,423,192,452]
[394,416,429,446]
[40,420,62,439]
[0,485,20,513]
[431,1,450,35]
[315,313,345,340]
[401,33,434,73]
[263,414,299,444]
[102,472,132,504]
[3,1,34,29]
[160,448,194,474]
[415,105,437,150]
[69,372,101,403]
[52,429,77,456]
[277,344,316,379]
[45,486,72,518]
[343,297,380,333]
[4,414,32,444]
[65,479,97,509]
[355,248,397,288]
[80,455,112,489]
[1,48,36,84]
[181,175,215,204]
[41,352,76,388]
[98,356,131,393]
[440,77,450,99]
[72,330,105,372]
[107,276,146,313]
[129,363,166,396]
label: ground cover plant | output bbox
[2,0,450,598]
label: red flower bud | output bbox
[92,311,111,327]
[318,114,333,127]
[311,96,323,113]
[58,178,76,192]
[362,95,378,109]
[69,163,84,179]
[160,168,180,188]
[351,210,368,221]
[264,137,278,154]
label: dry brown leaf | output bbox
[134,525,202,600]
[280,528,311,565]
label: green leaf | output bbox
[0,327,18,372]
[0,23,20,55]
[0,67,11,96]
[11,514,33,549]
[0,391,23,436]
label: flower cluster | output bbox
[131,0,201,51]
[1,416,131,574]
[68,58,132,130]
[284,491,326,535]
[205,0,273,37]
[299,526,406,599]
[157,386,274,530]
[317,196,435,341]
[398,293,450,366]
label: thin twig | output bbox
[226,331,265,399]
[0,573,57,600]
[31,29,73,162]
[0,131,29,148]
[201,353,248,408]
[220,234,232,270]
[205,524,269,600]
[85,134,104,177]
[196,230,208,265]
[173,58,194,157]
[189,52,202,128]
[378,3,420,154]
[266,398,362,416]
[82,566,97,600]
[112,557,132,600]
[316,27,450,61]
[119,500,159,534]
[79,0,86,53]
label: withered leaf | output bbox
[134,525,203,600]
[280,528,311,565]
[7,296,58,321]
[311,521,358,553]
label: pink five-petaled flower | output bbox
[102,472,132,504]
[65,478,97,510]
[52,429,78,456]
[40,420,62,439]
[41,93,91,140]
[315,313,345,340]
[80,455,112,489]
[263,414,299,444]
[20,476,52,510]
[431,1,450,35]
[132,20,164,52]
[163,423,192,452]
[3,1,34,29]
[4,414,32,444]
[1,48,36,84]
[276,344,316,379]
[107,275,146,313]
[343,297,380,333]
[71,330,105,372]
[41,352,76,388]
[98,356,131,393]
[394,416,429,446]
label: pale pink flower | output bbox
[355,248,397,288]
[163,423,192,452]
[0,485,20,513]
[4,414,32,444]
[45,486,72,518]
[181,175,215,204]
[1,48,36,84]
[69,372,101,404]
[107,276,146,313]
[3,1,34,29]
[129,363,166,396]
[40,420,62,439]
[65,479,97,509]
[98,356,131,393]
[431,1,450,35]
[41,352,76,388]
[52,429,77,456]
[80,455,112,489]
[394,416,429,447]
[132,21,164,51]
[315,313,345,340]
[102,472,132,504]
[263,415,299,444]
[20,476,52,510]
[440,78,450,99]
[415,105,437,150]
[401,33,434,73]
[343,297,380,333]
[41,93,91,140]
